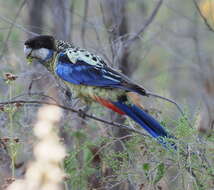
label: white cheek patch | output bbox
[31,48,50,61]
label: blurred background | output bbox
[0,0,213,189]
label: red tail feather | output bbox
[93,96,125,115]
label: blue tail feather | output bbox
[113,101,176,149]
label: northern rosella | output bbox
[24,35,175,148]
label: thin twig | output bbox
[126,0,163,45]
[10,92,58,103]
[147,92,193,128]
[192,0,214,33]
[0,100,148,137]
[0,0,28,59]
[185,166,204,188]
[72,134,134,177]
[99,0,115,64]
[0,14,38,37]
[81,0,89,47]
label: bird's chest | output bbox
[65,82,124,102]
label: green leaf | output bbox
[72,130,86,139]
[142,163,150,171]
[153,163,165,184]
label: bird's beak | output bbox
[24,45,32,57]
[24,45,33,64]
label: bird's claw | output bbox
[78,109,86,118]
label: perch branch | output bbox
[0,99,148,137]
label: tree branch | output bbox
[0,0,28,59]
[81,0,89,47]
[0,99,148,137]
[0,14,38,36]
[127,0,163,45]
[147,92,192,128]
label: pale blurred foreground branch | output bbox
[7,105,66,190]
[0,100,148,137]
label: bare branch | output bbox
[192,0,214,33]
[51,0,71,41]
[0,14,38,36]
[0,0,28,59]
[0,100,148,137]
[81,0,89,47]
[10,92,59,103]
[127,0,163,45]
[147,92,192,128]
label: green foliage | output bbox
[174,116,195,139]
[64,146,95,188]
[142,163,150,177]
[125,135,143,152]
[153,163,165,184]
[103,151,129,173]
[64,148,96,189]
[64,131,103,189]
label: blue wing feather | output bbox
[55,52,147,95]
[56,52,123,86]
[56,61,121,86]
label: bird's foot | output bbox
[78,109,86,118]
[78,105,90,119]
[65,89,72,100]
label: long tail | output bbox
[112,101,176,149]
[93,96,176,149]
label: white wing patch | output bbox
[65,48,105,68]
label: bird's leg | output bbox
[65,89,72,101]
[78,104,91,118]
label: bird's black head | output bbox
[24,35,56,50]
[24,35,56,65]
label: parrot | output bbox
[24,35,175,149]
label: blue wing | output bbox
[55,51,146,95]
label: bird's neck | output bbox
[44,51,57,72]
